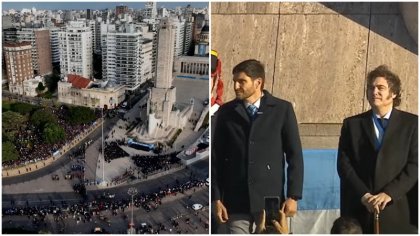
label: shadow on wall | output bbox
[321,2,418,55]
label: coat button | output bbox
[249,141,255,145]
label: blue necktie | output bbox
[376,118,388,148]
[377,118,389,131]
[247,104,258,119]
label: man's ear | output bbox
[255,78,262,88]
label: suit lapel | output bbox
[233,100,250,123]
[375,109,401,188]
[361,110,377,150]
[379,109,400,153]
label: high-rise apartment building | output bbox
[49,27,60,64]
[16,28,52,75]
[94,19,102,53]
[102,23,153,90]
[87,20,97,54]
[58,21,93,78]
[4,42,34,94]
[144,2,157,19]
[192,13,206,42]
[183,18,193,55]
[174,18,185,57]
[86,9,93,20]
[116,5,128,16]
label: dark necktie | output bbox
[247,104,258,119]
[376,118,388,149]
[377,118,389,131]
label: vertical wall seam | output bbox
[271,2,281,94]
[362,3,372,112]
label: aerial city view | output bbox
[2,2,209,234]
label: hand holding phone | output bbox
[264,196,280,226]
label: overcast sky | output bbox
[2,2,208,11]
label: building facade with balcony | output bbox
[58,21,93,79]
[102,23,153,90]
[4,42,34,95]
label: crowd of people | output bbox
[101,140,129,162]
[132,152,181,176]
[3,178,208,233]
[3,106,100,168]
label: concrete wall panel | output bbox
[212,2,280,14]
[279,2,369,14]
[273,14,369,123]
[212,14,279,101]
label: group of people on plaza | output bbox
[132,152,181,176]
[3,177,208,233]
[211,55,417,234]
[102,140,129,162]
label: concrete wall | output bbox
[212,3,417,121]
[212,2,418,148]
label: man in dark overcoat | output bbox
[337,65,418,233]
[212,59,304,234]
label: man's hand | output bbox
[255,206,289,234]
[282,198,297,217]
[361,193,378,213]
[368,192,392,211]
[215,200,228,224]
[272,205,289,234]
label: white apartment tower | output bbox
[87,20,97,54]
[183,18,193,55]
[49,27,60,64]
[173,18,185,57]
[144,2,157,19]
[58,21,93,78]
[101,23,153,90]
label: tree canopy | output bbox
[67,106,97,124]
[30,108,57,128]
[36,82,46,93]
[10,102,39,115]
[2,111,27,132]
[2,141,19,163]
[43,123,66,144]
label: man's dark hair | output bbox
[330,217,362,234]
[367,65,402,107]
[232,59,265,90]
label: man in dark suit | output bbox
[337,65,418,233]
[212,59,304,234]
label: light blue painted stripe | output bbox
[298,149,340,211]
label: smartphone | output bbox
[264,196,280,226]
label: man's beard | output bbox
[235,89,254,100]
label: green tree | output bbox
[68,106,96,124]
[30,108,57,128]
[3,101,12,112]
[36,82,46,93]
[44,72,61,93]
[3,141,19,163]
[43,123,66,144]
[2,111,27,132]
[10,102,39,115]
